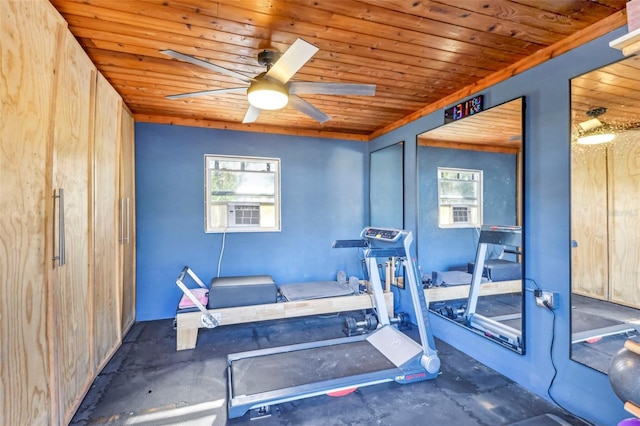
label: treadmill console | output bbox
[362,227,402,242]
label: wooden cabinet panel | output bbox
[50,31,96,425]
[0,1,64,424]
[608,134,640,307]
[572,134,640,309]
[2,2,128,423]
[571,147,609,299]
[120,106,136,334]
[93,73,122,370]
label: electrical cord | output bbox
[216,229,227,278]
[525,278,594,426]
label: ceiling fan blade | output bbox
[578,118,602,131]
[166,87,247,100]
[288,82,376,96]
[288,95,330,123]
[242,105,261,123]
[160,49,253,83]
[265,38,319,84]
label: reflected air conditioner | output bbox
[228,203,261,227]
[451,206,471,224]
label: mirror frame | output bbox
[416,97,526,354]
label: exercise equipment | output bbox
[343,313,378,336]
[226,227,440,419]
[436,304,467,320]
[464,225,523,351]
[343,312,410,336]
[609,340,640,419]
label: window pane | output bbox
[244,161,268,172]
[217,160,241,170]
[439,180,478,199]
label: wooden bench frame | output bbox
[424,279,521,302]
[176,292,394,350]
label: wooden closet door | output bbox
[571,146,608,299]
[93,73,123,370]
[50,31,96,425]
[0,1,64,424]
[120,106,136,334]
[608,134,640,307]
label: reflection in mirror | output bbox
[370,142,404,229]
[417,98,525,353]
[570,55,640,373]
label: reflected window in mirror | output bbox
[370,142,404,229]
[437,167,483,228]
[417,97,525,353]
[570,55,640,374]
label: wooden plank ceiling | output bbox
[49,0,628,141]
[571,54,640,130]
[418,98,523,153]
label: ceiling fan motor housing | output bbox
[586,106,607,117]
[258,50,281,69]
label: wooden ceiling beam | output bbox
[135,113,371,140]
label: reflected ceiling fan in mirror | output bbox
[160,38,376,124]
[576,106,640,145]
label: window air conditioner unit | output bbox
[451,206,471,224]
[228,203,261,227]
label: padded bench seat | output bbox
[467,259,521,282]
[208,275,277,309]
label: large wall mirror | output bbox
[417,97,525,353]
[570,55,640,373]
[370,142,404,229]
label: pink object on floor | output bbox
[179,288,209,309]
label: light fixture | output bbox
[577,123,616,145]
[576,107,615,145]
[246,74,289,110]
[577,132,616,145]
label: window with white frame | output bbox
[437,167,483,228]
[205,155,281,233]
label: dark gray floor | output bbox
[72,312,588,425]
[571,294,640,373]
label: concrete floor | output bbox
[71,313,589,425]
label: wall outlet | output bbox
[535,290,559,310]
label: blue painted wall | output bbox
[370,142,404,229]
[135,124,369,321]
[369,26,630,425]
[416,146,517,274]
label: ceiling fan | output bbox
[160,38,376,124]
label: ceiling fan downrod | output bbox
[257,50,281,71]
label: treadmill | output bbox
[226,227,441,419]
[464,225,523,351]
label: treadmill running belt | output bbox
[572,311,622,334]
[231,340,397,397]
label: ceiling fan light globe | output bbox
[247,81,289,110]
[577,132,615,145]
